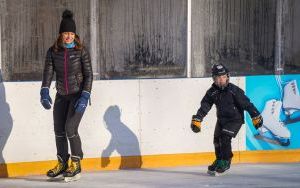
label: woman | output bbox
[40,9,93,182]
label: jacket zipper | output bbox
[64,48,69,95]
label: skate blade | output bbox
[207,170,216,176]
[255,134,288,146]
[64,173,81,182]
[47,174,64,181]
[214,171,228,176]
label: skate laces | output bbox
[51,161,64,174]
[271,101,285,126]
[66,160,79,173]
[291,82,297,94]
[271,102,275,114]
[217,160,229,169]
[210,159,219,167]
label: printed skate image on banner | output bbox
[255,99,290,146]
[283,80,300,124]
[245,75,300,150]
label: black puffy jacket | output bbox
[196,83,260,124]
[42,47,93,95]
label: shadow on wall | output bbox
[101,105,142,169]
[0,72,13,177]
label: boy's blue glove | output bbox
[40,87,52,110]
[74,91,90,113]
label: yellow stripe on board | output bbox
[1,150,300,178]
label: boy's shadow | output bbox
[101,105,142,169]
[0,73,13,177]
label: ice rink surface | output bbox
[0,163,299,188]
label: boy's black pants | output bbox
[213,120,242,161]
[53,92,84,161]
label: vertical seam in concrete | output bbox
[187,0,192,78]
[0,18,1,69]
[0,11,2,82]
[90,0,99,79]
[138,79,143,155]
[275,0,283,74]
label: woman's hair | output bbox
[52,34,83,52]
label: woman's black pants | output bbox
[53,92,84,162]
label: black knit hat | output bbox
[59,9,76,34]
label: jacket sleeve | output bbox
[196,89,214,120]
[41,48,54,88]
[81,47,93,93]
[233,87,260,118]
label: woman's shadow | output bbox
[101,105,142,169]
[0,72,13,177]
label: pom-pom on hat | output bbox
[59,9,76,34]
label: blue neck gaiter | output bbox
[64,42,76,49]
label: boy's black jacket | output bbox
[197,83,260,124]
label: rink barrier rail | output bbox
[1,149,300,177]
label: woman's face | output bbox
[62,32,75,44]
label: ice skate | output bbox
[207,159,220,176]
[283,80,300,116]
[46,155,69,181]
[64,156,81,182]
[214,160,230,176]
[255,126,281,145]
[258,99,290,146]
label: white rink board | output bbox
[139,77,246,155]
[0,77,246,163]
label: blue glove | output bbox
[40,87,52,110]
[74,91,90,113]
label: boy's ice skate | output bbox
[257,99,291,146]
[207,159,220,176]
[46,155,68,181]
[207,159,231,176]
[214,160,231,176]
[283,80,300,116]
[64,156,81,182]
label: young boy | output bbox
[191,64,263,176]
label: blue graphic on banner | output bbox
[246,74,300,150]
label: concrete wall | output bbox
[0,77,245,164]
[191,0,276,77]
[2,0,300,81]
[98,0,187,79]
[191,0,300,76]
[0,0,187,81]
[0,0,91,81]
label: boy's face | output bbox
[213,74,229,89]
